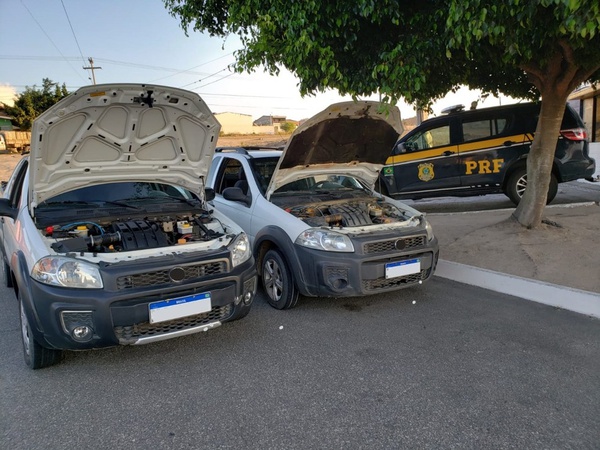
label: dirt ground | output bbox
[216,134,289,149]
[2,135,598,294]
[426,204,600,293]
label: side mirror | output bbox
[204,187,215,202]
[397,142,410,154]
[222,187,251,206]
[0,198,18,220]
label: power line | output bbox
[60,0,87,68]
[18,0,87,83]
[148,53,235,82]
[196,72,235,88]
[0,55,242,80]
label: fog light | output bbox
[330,277,348,290]
[242,276,256,305]
[60,310,95,342]
[71,325,93,342]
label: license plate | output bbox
[149,292,212,324]
[385,258,421,279]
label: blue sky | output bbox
[0,0,514,121]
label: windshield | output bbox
[249,157,279,194]
[39,182,198,206]
[35,182,203,227]
[273,174,368,195]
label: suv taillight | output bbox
[560,127,587,141]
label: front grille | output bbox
[362,269,429,291]
[116,261,228,290]
[114,304,232,344]
[324,267,349,279]
[363,235,427,254]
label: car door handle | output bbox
[442,151,456,156]
[503,140,515,146]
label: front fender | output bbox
[10,251,50,346]
[253,226,312,297]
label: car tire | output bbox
[19,293,62,369]
[261,249,299,310]
[230,302,252,321]
[505,167,558,205]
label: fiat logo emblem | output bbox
[169,267,186,282]
[394,240,406,250]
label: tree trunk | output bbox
[513,39,599,228]
[512,94,567,228]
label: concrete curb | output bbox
[435,259,600,319]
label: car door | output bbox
[210,156,257,238]
[458,111,524,188]
[0,158,29,268]
[383,120,461,196]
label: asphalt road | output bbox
[1,280,599,449]
[402,180,600,213]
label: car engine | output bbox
[46,212,226,254]
[284,199,414,227]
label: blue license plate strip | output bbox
[149,292,212,324]
[385,258,421,279]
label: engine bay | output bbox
[45,212,226,254]
[279,197,415,227]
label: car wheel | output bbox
[261,249,299,310]
[19,293,62,369]
[505,167,558,205]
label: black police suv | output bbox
[379,102,596,204]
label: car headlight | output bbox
[32,257,103,289]
[295,228,354,252]
[424,219,435,241]
[229,232,251,267]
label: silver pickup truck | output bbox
[0,84,257,369]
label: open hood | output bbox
[29,83,220,209]
[266,101,402,199]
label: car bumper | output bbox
[25,256,257,350]
[293,234,439,297]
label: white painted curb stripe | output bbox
[435,260,600,319]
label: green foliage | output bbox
[3,79,69,130]
[280,121,297,133]
[164,0,600,107]
[446,0,600,95]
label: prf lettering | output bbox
[465,158,504,175]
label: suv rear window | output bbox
[462,118,508,142]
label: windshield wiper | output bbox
[98,200,143,210]
[39,200,96,208]
[111,196,200,208]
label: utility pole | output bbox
[83,57,102,85]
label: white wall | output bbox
[215,112,254,134]
[215,112,277,134]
